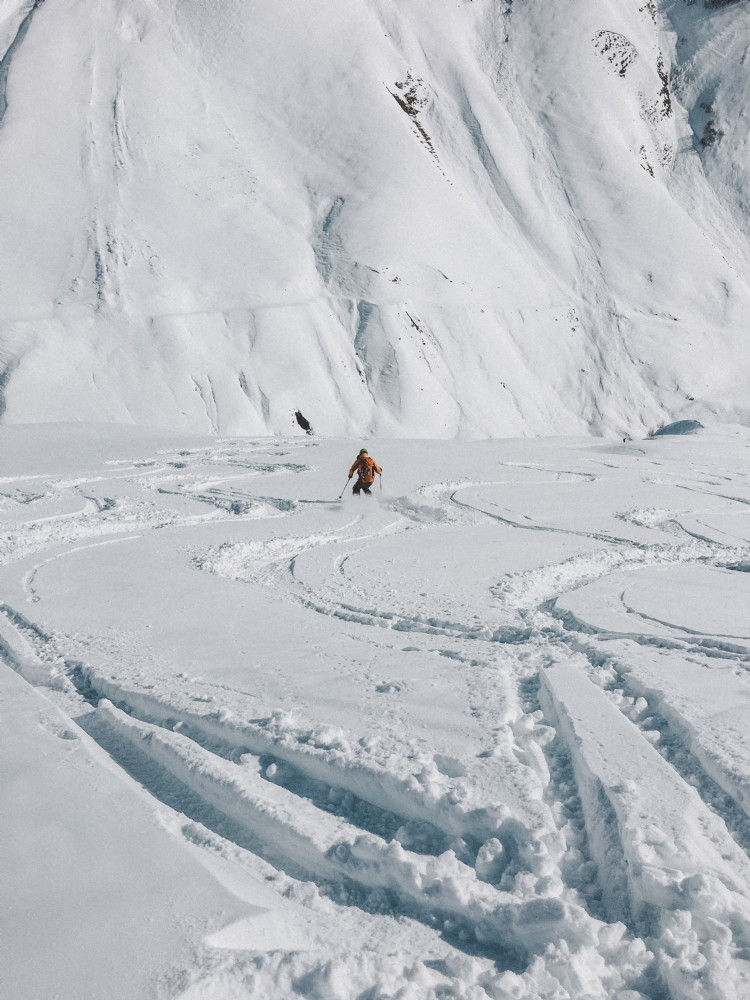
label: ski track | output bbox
[0,447,314,566]
[0,599,659,996]
[6,436,750,998]
[561,632,750,858]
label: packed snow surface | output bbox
[0,0,749,436]
[4,422,750,999]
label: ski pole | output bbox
[338,478,350,500]
[379,473,382,492]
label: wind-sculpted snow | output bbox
[2,2,750,435]
[4,426,750,999]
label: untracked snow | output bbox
[0,0,749,436]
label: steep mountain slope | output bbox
[0,0,747,437]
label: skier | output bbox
[348,448,382,496]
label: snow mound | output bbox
[652,420,704,437]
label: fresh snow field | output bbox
[2,423,750,999]
[3,0,750,997]
[1,0,750,436]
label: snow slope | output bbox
[4,422,750,998]
[0,0,748,436]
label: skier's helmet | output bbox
[359,448,368,456]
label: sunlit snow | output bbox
[2,424,750,999]
[1,0,750,435]
[3,0,750,998]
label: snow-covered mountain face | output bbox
[0,0,748,438]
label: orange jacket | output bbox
[349,455,382,483]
